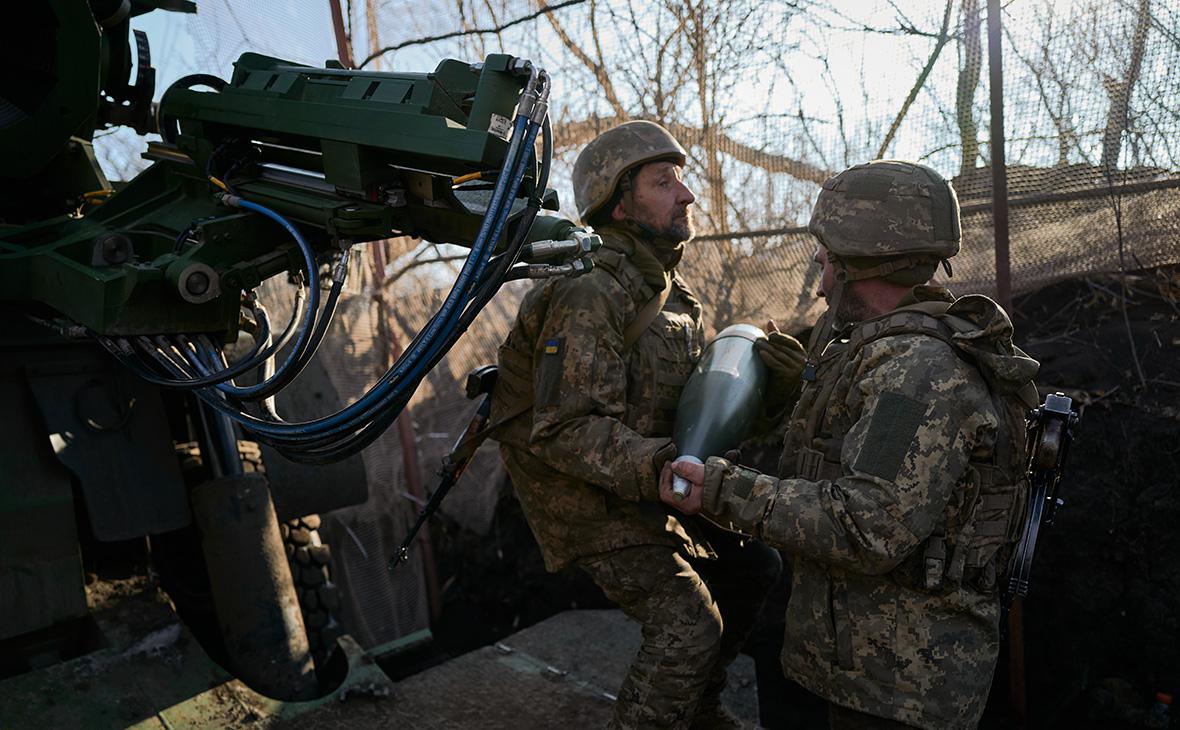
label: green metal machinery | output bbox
[0,0,596,704]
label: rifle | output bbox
[1006,391,1080,729]
[390,365,499,570]
[1007,391,1080,602]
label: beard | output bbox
[834,286,875,327]
[631,203,694,243]
[664,210,695,242]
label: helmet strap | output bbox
[839,254,933,282]
[805,259,850,363]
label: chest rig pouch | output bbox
[785,296,1040,594]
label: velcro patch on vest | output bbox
[537,337,564,407]
[854,391,927,482]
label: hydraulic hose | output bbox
[284,111,552,463]
[218,197,322,399]
[108,71,552,463]
[201,250,349,402]
[229,114,539,445]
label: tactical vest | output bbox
[491,236,701,448]
[782,297,1039,593]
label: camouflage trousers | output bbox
[828,705,924,730]
[577,524,781,730]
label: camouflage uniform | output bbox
[696,286,1037,730]
[685,161,1038,730]
[492,223,781,729]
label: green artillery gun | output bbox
[0,0,595,704]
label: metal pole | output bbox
[191,472,317,700]
[987,0,1012,313]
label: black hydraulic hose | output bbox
[210,117,527,443]
[270,136,546,460]
[96,283,306,390]
[280,157,549,462]
[202,198,321,400]
[266,109,552,462]
[211,254,348,402]
[221,116,539,446]
[106,269,308,392]
[117,83,550,463]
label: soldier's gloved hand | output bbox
[754,320,806,410]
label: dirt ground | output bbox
[428,266,1180,729]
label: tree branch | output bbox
[545,0,628,117]
[875,0,955,159]
[554,116,834,184]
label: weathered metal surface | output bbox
[26,347,190,541]
[189,472,316,701]
[281,610,760,729]
[0,368,87,641]
[1,599,757,729]
[0,577,401,729]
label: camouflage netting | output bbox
[362,0,1180,551]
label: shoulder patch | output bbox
[853,391,927,481]
[537,337,565,407]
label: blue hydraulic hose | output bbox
[224,198,321,398]
[288,116,543,443]
[252,115,533,439]
[186,114,538,442]
[281,119,545,453]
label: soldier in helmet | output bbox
[490,120,798,729]
[662,160,1040,730]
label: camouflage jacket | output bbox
[491,225,712,571]
[697,288,1038,730]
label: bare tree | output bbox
[875,0,954,159]
[1101,0,1151,171]
[1004,1,1086,166]
[955,0,982,175]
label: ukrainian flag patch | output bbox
[543,338,562,355]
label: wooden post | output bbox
[327,0,354,68]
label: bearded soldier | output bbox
[662,161,1039,730]
[490,121,799,729]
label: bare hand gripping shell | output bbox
[670,324,768,498]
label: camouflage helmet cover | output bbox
[572,120,688,223]
[808,160,962,262]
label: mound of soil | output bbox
[1004,267,1180,729]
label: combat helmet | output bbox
[572,120,687,224]
[809,160,960,286]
